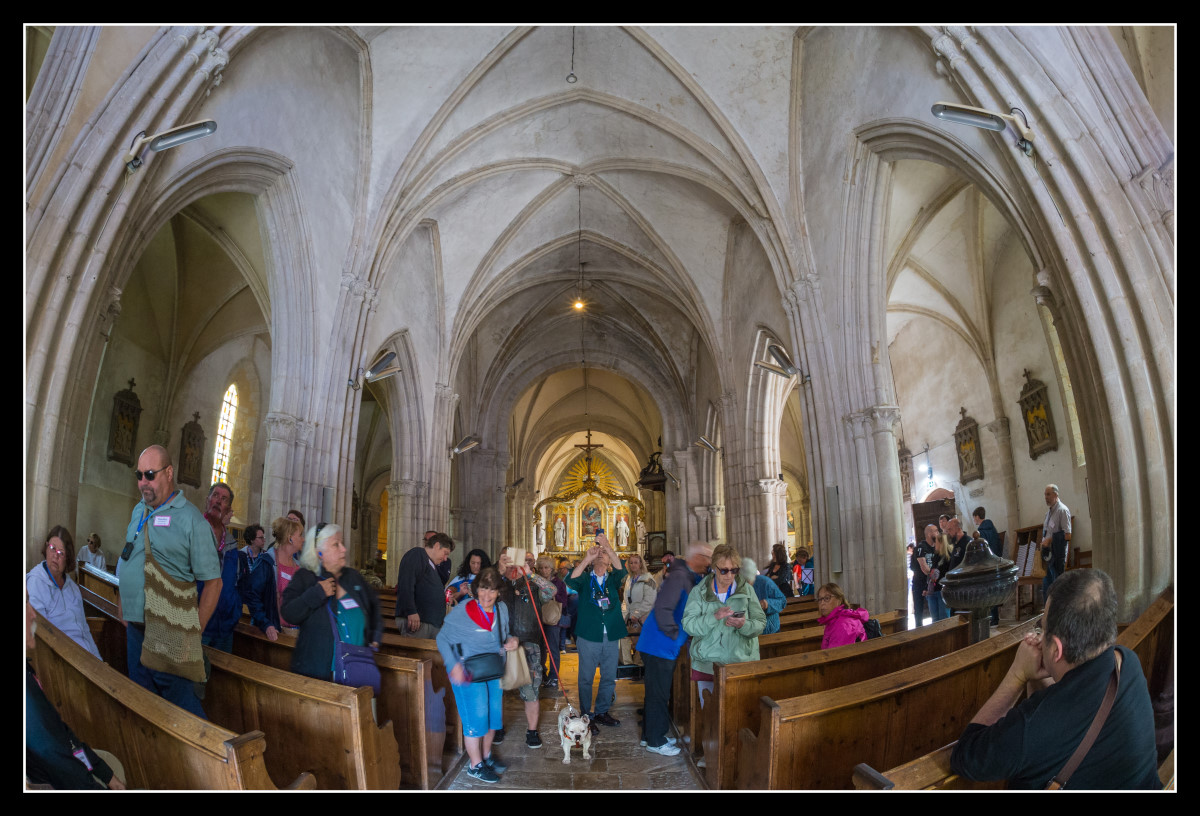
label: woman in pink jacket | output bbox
[816,582,870,649]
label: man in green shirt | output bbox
[119,445,222,718]
[565,532,627,729]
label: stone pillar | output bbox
[869,405,907,614]
[756,478,785,567]
[261,412,297,523]
[385,479,427,586]
[708,504,725,543]
[985,416,1021,557]
[691,506,712,542]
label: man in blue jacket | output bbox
[636,541,712,756]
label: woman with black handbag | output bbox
[436,567,519,783]
[281,524,382,688]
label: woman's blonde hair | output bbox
[625,553,645,574]
[535,555,555,572]
[272,516,303,547]
[710,543,742,570]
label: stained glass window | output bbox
[212,384,238,485]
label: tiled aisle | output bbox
[443,649,704,790]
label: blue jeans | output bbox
[450,678,503,737]
[201,632,233,653]
[926,590,948,621]
[126,623,207,719]
[1043,563,1060,605]
[577,634,619,716]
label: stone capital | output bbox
[869,404,902,434]
[295,420,315,447]
[707,504,724,517]
[757,478,783,494]
[691,506,711,522]
[842,411,871,437]
[984,416,1011,440]
[265,412,297,443]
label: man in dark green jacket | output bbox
[565,532,627,729]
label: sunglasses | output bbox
[715,566,740,575]
[134,468,163,481]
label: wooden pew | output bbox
[853,587,1175,790]
[759,608,908,659]
[678,609,909,755]
[77,562,120,618]
[702,615,971,789]
[232,623,436,789]
[736,617,1040,789]
[205,646,401,789]
[32,613,314,790]
[378,631,464,762]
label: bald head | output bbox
[137,445,175,507]
[924,524,938,543]
[686,540,713,574]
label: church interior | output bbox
[25,25,1174,790]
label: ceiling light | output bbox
[124,119,218,172]
[931,102,1034,156]
[574,300,584,310]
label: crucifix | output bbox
[575,429,604,480]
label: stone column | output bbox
[691,506,712,542]
[708,504,725,543]
[870,405,907,613]
[261,412,297,523]
[385,479,427,586]
[985,416,1021,557]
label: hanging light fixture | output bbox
[565,26,578,83]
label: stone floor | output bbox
[441,648,704,791]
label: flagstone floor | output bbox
[441,647,704,791]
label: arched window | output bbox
[212,384,238,485]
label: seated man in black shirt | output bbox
[950,569,1160,789]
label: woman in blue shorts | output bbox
[436,567,518,783]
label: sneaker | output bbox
[588,719,600,735]
[492,727,505,744]
[525,729,542,749]
[646,742,681,756]
[640,737,677,747]
[593,712,621,727]
[466,762,500,783]
[483,753,507,774]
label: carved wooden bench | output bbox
[736,617,1039,789]
[205,646,401,789]
[33,613,314,790]
[232,622,437,789]
[852,588,1174,790]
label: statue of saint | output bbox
[615,514,630,549]
[554,514,566,549]
[635,517,646,546]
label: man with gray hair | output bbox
[1040,484,1071,603]
[635,540,713,756]
[951,569,1159,789]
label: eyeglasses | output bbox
[817,595,834,603]
[47,544,66,556]
[715,566,740,575]
[134,468,163,481]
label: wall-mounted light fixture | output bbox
[931,102,1034,156]
[754,343,811,384]
[923,443,934,489]
[451,435,481,457]
[348,351,402,390]
[124,120,218,172]
[664,469,680,488]
[693,435,720,454]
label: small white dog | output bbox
[557,705,592,764]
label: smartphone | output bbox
[595,527,605,536]
[730,610,745,620]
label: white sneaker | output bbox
[646,742,681,756]
[640,737,678,746]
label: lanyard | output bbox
[134,491,178,536]
[476,601,494,630]
[590,571,607,598]
[42,561,64,591]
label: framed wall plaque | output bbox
[107,378,143,466]
[1017,369,1059,460]
[178,412,206,488]
[954,408,984,484]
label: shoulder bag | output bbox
[141,525,207,683]
[456,603,507,683]
[326,593,382,696]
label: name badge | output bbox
[72,747,93,771]
[339,597,360,610]
[153,515,171,527]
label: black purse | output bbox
[456,609,507,683]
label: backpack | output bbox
[863,618,883,639]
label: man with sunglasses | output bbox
[118,445,221,718]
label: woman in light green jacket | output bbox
[681,543,766,708]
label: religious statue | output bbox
[615,514,630,549]
[554,514,566,549]
[535,521,545,551]
[636,517,646,546]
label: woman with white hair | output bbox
[281,523,382,681]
